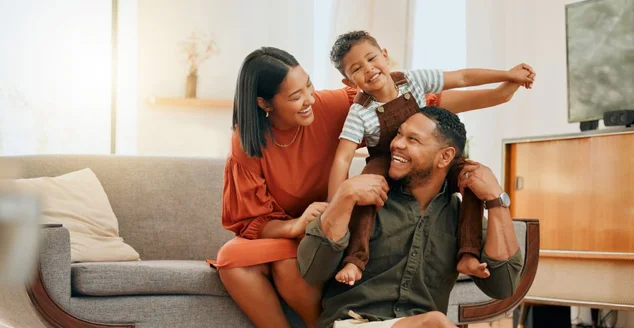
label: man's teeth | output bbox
[393,156,408,163]
[299,108,310,114]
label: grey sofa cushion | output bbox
[71,260,228,297]
[70,295,252,328]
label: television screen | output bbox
[566,0,634,123]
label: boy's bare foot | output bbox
[457,253,490,279]
[335,263,363,286]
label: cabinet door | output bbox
[506,133,634,253]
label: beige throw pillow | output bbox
[10,168,140,263]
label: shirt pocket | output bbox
[424,231,459,289]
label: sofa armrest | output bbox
[27,225,134,328]
[36,224,72,310]
[456,219,540,324]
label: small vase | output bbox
[186,73,197,98]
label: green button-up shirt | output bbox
[297,183,523,328]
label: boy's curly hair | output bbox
[330,30,381,77]
[419,106,467,158]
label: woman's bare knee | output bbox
[271,259,299,279]
[219,263,271,284]
[271,259,319,289]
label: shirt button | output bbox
[377,106,384,113]
[404,93,411,100]
[411,251,417,257]
[395,306,400,312]
[402,282,409,288]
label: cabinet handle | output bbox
[515,176,524,191]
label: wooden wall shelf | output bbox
[148,97,233,109]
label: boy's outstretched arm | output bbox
[438,63,535,113]
[443,63,534,90]
[439,82,521,114]
[328,139,359,201]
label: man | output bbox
[297,106,523,328]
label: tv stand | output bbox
[502,127,634,312]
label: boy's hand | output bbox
[508,68,534,88]
[510,63,536,89]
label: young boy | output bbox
[328,30,534,285]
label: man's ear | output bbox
[437,147,457,169]
[341,78,357,89]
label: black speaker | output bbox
[513,305,571,328]
[580,120,599,131]
[603,110,634,127]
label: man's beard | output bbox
[403,166,432,188]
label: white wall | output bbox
[0,0,112,155]
[411,0,466,71]
[323,0,412,89]
[462,0,581,180]
[136,0,314,157]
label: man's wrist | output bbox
[337,184,359,204]
[484,186,504,201]
[320,189,357,241]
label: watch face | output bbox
[501,192,511,207]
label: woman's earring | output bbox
[266,111,269,118]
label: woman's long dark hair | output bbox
[232,47,299,157]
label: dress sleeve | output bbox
[222,133,293,239]
[313,86,358,116]
[425,93,442,106]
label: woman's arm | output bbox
[222,133,298,239]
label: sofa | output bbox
[2,155,539,328]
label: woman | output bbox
[216,47,531,328]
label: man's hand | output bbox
[320,174,389,242]
[457,159,503,201]
[336,174,389,209]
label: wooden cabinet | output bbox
[503,127,634,310]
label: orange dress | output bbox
[213,89,442,269]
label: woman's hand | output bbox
[289,202,329,237]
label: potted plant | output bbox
[179,32,218,98]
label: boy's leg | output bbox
[337,154,391,284]
[447,158,486,278]
[457,188,483,258]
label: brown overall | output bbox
[344,71,483,271]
